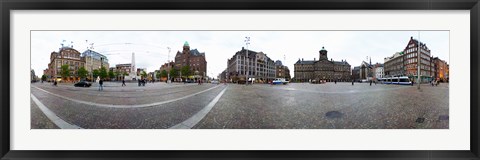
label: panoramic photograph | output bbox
[30,31,449,129]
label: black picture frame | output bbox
[1,0,479,159]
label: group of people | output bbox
[138,79,146,86]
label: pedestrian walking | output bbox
[370,80,372,86]
[99,79,104,91]
[122,79,126,86]
[352,80,354,85]
[334,80,337,84]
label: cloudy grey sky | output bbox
[31,31,449,78]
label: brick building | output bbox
[174,41,207,81]
[433,57,449,82]
[275,60,291,81]
[384,37,435,83]
[47,46,86,82]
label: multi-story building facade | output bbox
[47,46,86,82]
[403,36,434,83]
[160,61,175,74]
[115,63,132,80]
[384,51,405,77]
[294,47,351,82]
[227,47,276,83]
[433,57,449,82]
[81,49,109,79]
[352,66,360,80]
[372,63,384,81]
[174,41,207,80]
[218,69,227,82]
[384,37,435,83]
[43,68,50,80]
[275,60,291,80]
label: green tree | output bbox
[92,69,100,79]
[160,70,168,78]
[115,70,121,80]
[60,64,70,80]
[99,66,108,79]
[41,75,47,81]
[181,66,191,78]
[108,70,115,80]
[141,71,147,79]
[169,68,178,79]
[77,67,88,79]
[155,71,160,79]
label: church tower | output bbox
[319,46,328,60]
[183,41,190,54]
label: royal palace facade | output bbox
[294,47,351,82]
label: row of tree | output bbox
[42,64,196,82]
[154,65,193,80]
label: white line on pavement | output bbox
[32,85,223,108]
[169,86,228,129]
[31,94,83,129]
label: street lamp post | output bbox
[245,37,250,85]
[167,47,171,83]
[90,52,94,82]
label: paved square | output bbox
[31,82,448,129]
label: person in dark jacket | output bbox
[99,79,103,91]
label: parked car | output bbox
[74,81,92,87]
[272,78,289,85]
[211,80,219,84]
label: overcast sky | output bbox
[31,31,449,78]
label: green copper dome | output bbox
[184,41,189,46]
[320,46,327,51]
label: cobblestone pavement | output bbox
[31,82,448,129]
[194,82,449,129]
[31,99,59,129]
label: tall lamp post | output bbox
[245,36,250,85]
[167,47,171,83]
[284,54,286,81]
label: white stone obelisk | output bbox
[130,52,136,80]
